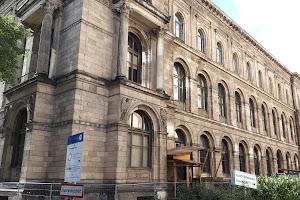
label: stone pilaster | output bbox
[156,27,165,92]
[36,1,59,75]
[116,3,132,79]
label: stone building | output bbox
[0,0,300,192]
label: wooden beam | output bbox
[214,153,224,178]
[186,166,189,187]
[174,163,177,198]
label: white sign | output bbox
[231,169,257,189]
[64,132,84,182]
[59,184,84,198]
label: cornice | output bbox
[200,0,294,76]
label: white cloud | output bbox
[232,0,300,74]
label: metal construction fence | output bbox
[0,181,231,200]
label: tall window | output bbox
[281,115,286,138]
[11,109,27,168]
[198,75,207,110]
[258,71,263,88]
[175,13,183,40]
[290,119,294,141]
[233,53,238,73]
[269,78,273,94]
[247,62,251,81]
[197,29,204,52]
[254,147,260,175]
[175,129,186,147]
[217,42,222,64]
[295,155,299,171]
[266,150,272,176]
[235,92,242,123]
[239,143,246,172]
[173,63,185,102]
[262,105,267,131]
[200,135,211,173]
[250,99,255,127]
[286,154,291,170]
[272,110,277,135]
[221,140,230,174]
[128,33,142,83]
[277,150,283,173]
[278,84,281,100]
[128,111,151,168]
[218,84,226,117]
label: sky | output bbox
[211,0,300,74]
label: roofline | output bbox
[201,0,296,75]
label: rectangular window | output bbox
[128,133,149,168]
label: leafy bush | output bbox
[177,175,300,200]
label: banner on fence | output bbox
[231,169,257,189]
[64,132,84,182]
[59,184,84,198]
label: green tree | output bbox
[0,14,30,85]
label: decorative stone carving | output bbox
[120,97,132,122]
[26,95,35,122]
[160,108,167,131]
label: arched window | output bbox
[233,53,238,73]
[235,92,242,123]
[175,129,186,147]
[295,155,299,170]
[128,33,142,83]
[258,71,263,88]
[217,42,222,64]
[239,143,246,172]
[286,90,289,105]
[278,84,281,100]
[272,110,277,135]
[247,62,251,81]
[262,105,267,131]
[286,153,291,170]
[250,99,255,127]
[221,139,230,174]
[266,149,272,176]
[269,78,273,94]
[197,29,204,52]
[281,114,286,138]
[200,135,210,173]
[277,150,283,173]
[197,74,207,110]
[290,118,294,141]
[128,111,152,168]
[173,62,185,102]
[11,109,27,168]
[254,147,260,175]
[175,13,183,40]
[218,84,226,117]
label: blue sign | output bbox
[64,132,84,182]
[276,173,300,178]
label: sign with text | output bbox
[64,132,84,182]
[231,169,257,189]
[59,184,84,198]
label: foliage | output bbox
[177,175,300,200]
[0,14,30,85]
[250,175,300,200]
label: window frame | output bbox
[200,135,211,173]
[221,139,230,174]
[235,92,242,123]
[175,13,184,40]
[258,71,263,88]
[127,111,152,168]
[197,29,204,52]
[197,74,207,110]
[239,143,246,172]
[173,63,185,102]
[262,105,267,131]
[250,99,256,127]
[233,53,238,73]
[254,147,260,175]
[127,33,142,83]
[247,63,251,81]
[217,42,223,64]
[218,84,226,117]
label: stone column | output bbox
[116,3,131,79]
[156,27,165,92]
[36,1,58,76]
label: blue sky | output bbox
[210,0,300,74]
